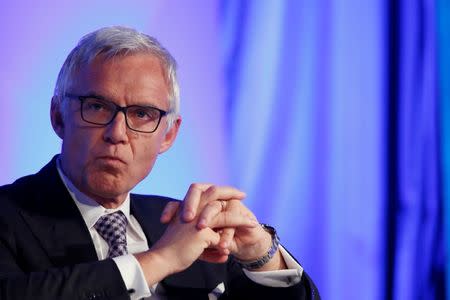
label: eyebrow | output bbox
[83,91,109,101]
[83,91,164,109]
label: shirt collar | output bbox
[56,157,131,229]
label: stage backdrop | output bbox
[0,1,446,299]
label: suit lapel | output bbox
[129,195,165,247]
[18,157,98,267]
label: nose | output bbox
[103,111,129,144]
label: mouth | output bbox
[96,156,126,165]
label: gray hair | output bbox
[54,26,180,128]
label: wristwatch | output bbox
[233,224,280,270]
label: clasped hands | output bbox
[136,184,285,286]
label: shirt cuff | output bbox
[113,254,152,299]
[242,245,303,287]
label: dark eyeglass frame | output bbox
[64,94,169,133]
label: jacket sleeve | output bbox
[0,259,131,300]
[0,203,130,300]
[221,253,320,299]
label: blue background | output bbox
[0,1,447,299]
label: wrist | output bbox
[233,225,272,261]
[134,248,175,286]
[233,224,284,271]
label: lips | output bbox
[97,155,126,165]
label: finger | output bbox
[160,201,181,223]
[202,227,222,248]
[196,187,246,227]
[202,186,246,204]
[199,199,256,229]
[200,248,230,263]
[219,227,235,249]
[210,211,259,229]
[197,201,222,229]
[182,183,212,222]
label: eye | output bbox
[89,103,104,111]
[135,109,150,119]
[84,98,108,112]
[130,107,159,121]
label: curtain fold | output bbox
[221,0,446,298]
[437,0,450,298]
[391,0,445,298]
[221,1,385,298]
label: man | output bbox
[0,26,319,299]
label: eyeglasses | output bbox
[65,94,169,133]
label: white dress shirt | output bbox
[56,161,303,299]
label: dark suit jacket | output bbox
[0,157,319,300]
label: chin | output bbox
[85,173,130,201]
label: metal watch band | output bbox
[233,223,280,270]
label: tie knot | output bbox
[94,211,128,258]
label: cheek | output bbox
[131,139,161,174]
[62,127,99,165]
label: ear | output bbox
[159,116,181,154]
[50,96,65,139]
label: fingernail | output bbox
[198,218,207,228]
[184,211,194,220]
[160,214,168,222]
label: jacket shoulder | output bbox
[130,193,180,211]
[0,172,42,216]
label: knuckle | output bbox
[206,185,218,196]
[168,203,179,212]
[222,211,229,225]
[229,199,241,206]
[169,200,180,207]
[190,182,211,192]
[223,229,232,237]
[189,183,201,191]
[203,205,216,219]
[215,201,223,210]
[228,186,240,193]
[203,227,216,237]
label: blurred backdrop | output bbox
[0,1,447,299]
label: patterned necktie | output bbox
[94,211,128,258]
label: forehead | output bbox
[69,53,170,107]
